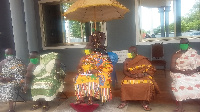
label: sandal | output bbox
[142,105,152,111]
[74,100,85,105]
[87,100,93,105]
[30,104,42,110]
[117,102,127,109]
[42,105,50,112]
[173,108,185,112]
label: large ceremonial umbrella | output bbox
[63,0,129,29]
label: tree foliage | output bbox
[165,1,199,34]
[169,1,200,33]
[181,1,200,32]
[63,3,85,38]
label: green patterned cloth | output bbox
[31,52,65,101]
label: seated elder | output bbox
[170,38,200,112]
[0,48,25,112]
[74,45,113,105]
[24,52,65,112]
[118,46,160,111]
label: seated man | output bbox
[0,48,26,112]
[24,51,65,112]
[74,45,113,105]
[170,38,200,112]
[118,46,160,111]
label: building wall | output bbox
[0,0,15,60]
[34,0,200,71]
[1,0,199,72]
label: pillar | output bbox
[175,0,182,36]
[158,6,165,37]
[165,6,171,37]
[9,0,29,64]
[23,0,39,52]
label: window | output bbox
[38,0,107,49]
[135,0,200,45]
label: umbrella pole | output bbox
[94,6,96,31]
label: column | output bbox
[158,6,165,37]
[175,0,182,36]
[23,0,39,52]
[9,0,29,64]
[165,6,171,37]
[85,22,91,42]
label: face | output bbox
[29,53,39,64]
[127,46,137,58]
[5,49,13,59]
[128,47,137,54]
[5,48,13,56]
[180,38,189,51]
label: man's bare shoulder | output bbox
[171,50,182,60]
[27,63,35,71]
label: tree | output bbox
[63,3,85,38]
[181,1,200,32]
[157,1,200,34]
[153,26,161,35]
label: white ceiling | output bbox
[140,0,173,8]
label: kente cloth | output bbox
[121,55,159,101]
[0,56,25,102]
[31,52,64,101]
[75,52,113,103]
[170,48,200,101]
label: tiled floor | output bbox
[1,70,200,112]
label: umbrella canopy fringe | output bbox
[64,4,129,16]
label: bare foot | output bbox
[117,102,127,109]
[142,105,152,111]
[87,100,93,105]
[173,108,185,112]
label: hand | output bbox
[0,77,3,82]
[181,69,196,76]
[90,69,98,74]
[137,73,145,78]
[78,69,84,74]
[5,77,14,82]
[130,74,139,78]
[23,85,28,93]
[55,73,60,80]
[1,77,13,83]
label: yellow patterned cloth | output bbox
[122,79,153,85]
[75,52,113,103]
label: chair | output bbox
[57,63,68,101]
[13,83,26,110]
[151,43,166,77]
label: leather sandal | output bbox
[74,100,85,105]
[117,102,127,109]
[30,104,42,110]
[173,108,185,112]
[87,100,93,105]
[142,105,152,111]
[42,105,50,112]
